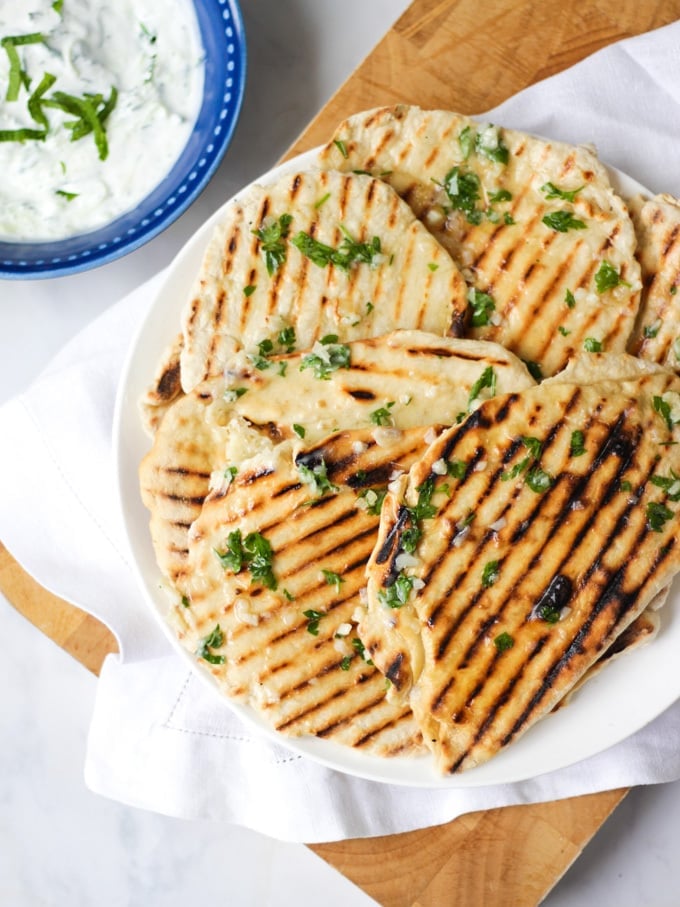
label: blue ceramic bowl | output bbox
[0,0,247,280]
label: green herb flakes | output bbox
[565,289,576,308]
[322,570,344,593]
[303,609,325,635]
[370,402,395,426]
[197,625,226,664]
[297,456,338,497]
[292,227,383,271]
[583,337,603,353]
[299,337,351,379]
[223,386,248,402]
[292,423,305,439]
[525,465,553,493]
[378,573,416,609]
[243,284,256,297]
[467,287,496,327]
[541,182,584,202]
[214,529,276,589]
[494,631,514,653]
[570,430,586,457]
[646,501,673,533]
[252,213,292,275]
[333,138,349,159]
[468,365,497,408]
[542,210,587,233]
[481,560,500,588]
[594,260,629,294]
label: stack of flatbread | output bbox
[139,106,680,774]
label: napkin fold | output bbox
[3,20,680,843]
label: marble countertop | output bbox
[2,1,680,903]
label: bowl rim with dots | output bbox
[0,0,247,281]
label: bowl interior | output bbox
[0,0,246,280]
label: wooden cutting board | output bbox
[3,0,680,903]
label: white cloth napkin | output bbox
[3,20,680,844]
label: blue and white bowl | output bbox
[0,0,247,280]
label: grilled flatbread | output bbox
[364,355,680,772]
[179,169,469,392]
[319,106,642,377]
[140,331,534,589]
[170,428,431,755]
[628,193,680,371]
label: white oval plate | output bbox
[114,149,680,788]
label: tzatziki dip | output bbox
[0,0,204,241]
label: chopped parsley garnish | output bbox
[650,470,680,501]
[565,288,576,308]
[333,138,349,158]
[55,189,77,200]
[502,454,530,482]
[558,326,570,336]
[252,213,292,275]
[214,529,276,589]
[594,260,629,294]
[537,603,561,623]
[467,287,496,327]
[672,285,678,296]
[53,0,64,12]
[297,456,338,497]
[181,595,191,608]
[351,637,373,665]
[441,166,483,224]
[494,631,514,652]
[570,430,586,457]
[292,423,306,439]
[242,532,276,589]
[282,588,295,601]
[620,480,632,492]
[277,325,296,352]
[224,386,248,402]
[292,226,383,271]
[251,338,274,370]
[340,655,352,671]
[314,192,331,209]
[370,402,395,426]
[481,560,500,588]
[583,337,603,353]
[412,476,438,521]
[541,182,584,202]
[378,573,416,609]
[303,609,325,635]
[646,501,673,533]
[525,465,553,493]
[400,526,422,554]
[468,365,497,408]
[475,125,509,164]
[197,625,226,664]
[522,436,543,459]
[299,336,351,379]
[458,125,474,159]
[542,210,587,232]
[644,322,661,339]
[357,486,388,516]
[250,326,296,369]
[653,395,674,430]
[428,262,439,271]
[243,284,256,297]
[503,212,516,225]
[447,459,467,479]
[489,188,512,203]
[322,570,344,593]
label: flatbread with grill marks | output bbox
[319,105,642,377]
[628,193,680,371]
[140,330,534,591]
[363,355,680,772]
[178,169,469,393]
[171,428,432,755]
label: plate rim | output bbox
[113,147,680,788]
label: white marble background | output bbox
[2,1,680,904]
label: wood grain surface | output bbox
[3,0,680,904]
